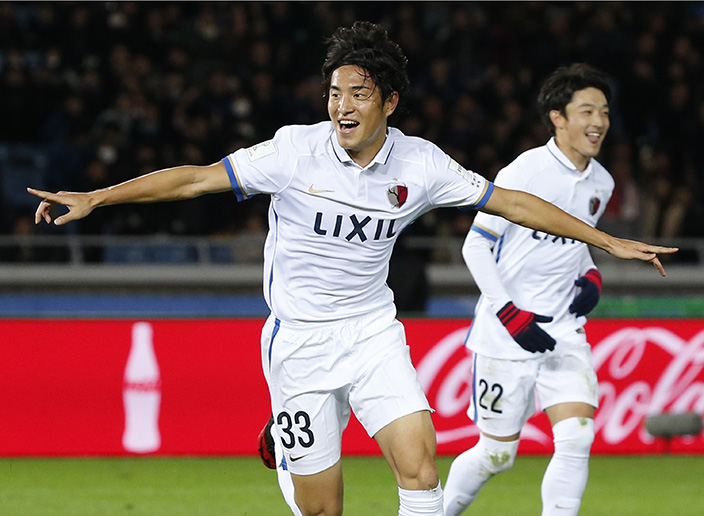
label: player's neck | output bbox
[344,132,388,168]
[555,140,591,172]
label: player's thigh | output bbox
[265,320,351,476]
[536,340,598,411]
[374,410,439,490]
[468,354,539,438]
[348,313,431,439]
[292,461,344,516]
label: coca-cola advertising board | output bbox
[0,319,702,456]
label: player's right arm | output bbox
[462,225,511,310]
[463,225,555,353]
[29,161,232,226]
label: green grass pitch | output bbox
[1,455,702,515]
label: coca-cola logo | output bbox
[592,326,704,446]
[415,324,704,451]
[415,327,478,445]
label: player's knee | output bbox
[417,460,441,490]
[398,456,439,491]
[478,434,519,475]
[553,417,594,458]
[483,446,517,475]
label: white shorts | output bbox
[468,330,598,437]
[261,306,431,475]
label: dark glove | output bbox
[497,301,555,353]
[569,269,602,317]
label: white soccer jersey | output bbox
[466,137,614,359]
[223,121,493,323]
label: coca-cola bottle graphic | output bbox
[122,322,161,453]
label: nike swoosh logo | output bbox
[289,454,308,462]
[309,185,334,194]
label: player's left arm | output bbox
[480,185,678,276]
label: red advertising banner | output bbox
[407,319,704,456]
[0,319,702,456]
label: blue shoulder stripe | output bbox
[221,156,247,201]
[470,224,499,242]
[474,181,494,209]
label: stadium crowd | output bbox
[2,2,704,254]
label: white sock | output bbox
[541,417,594,516]
[398,482,444,516]
[444,435,519,516]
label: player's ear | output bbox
[549,109,565,130]
[384,91,399,117]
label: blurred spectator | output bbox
[599,141,641,238]
[2,1,702,253]
[640,149,694,240]
[0,212,68,263]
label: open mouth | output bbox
[586,132,601,144]
[338,120,360,133]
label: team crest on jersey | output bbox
[589,196,601,215]
[387,182,408,208]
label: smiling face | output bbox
[327,65,398,167]
[551,87,610,171]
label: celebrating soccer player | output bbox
[30,24,676,516]
[444,64,622,516]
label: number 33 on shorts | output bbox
[277,410,315,450]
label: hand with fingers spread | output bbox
[604,236,678,277]
[27,188,95,226]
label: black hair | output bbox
[322,21,409,120]
[537,63,611,135]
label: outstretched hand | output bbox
[606,237,678,277]
[27,187,94,226]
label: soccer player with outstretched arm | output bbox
[30,24,675,516]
